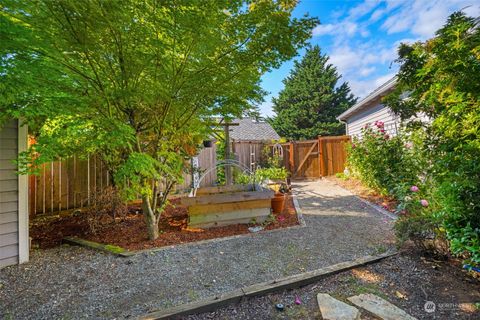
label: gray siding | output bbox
[346,97,400,138]
[0,119,19,268]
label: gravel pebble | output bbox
[186,251,480,320]
[0,180,395,319]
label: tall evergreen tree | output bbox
[270,45,357,140]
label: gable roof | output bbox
[230,117,280,141]
[337,77,397,121]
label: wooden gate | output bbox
[287,136,350,179]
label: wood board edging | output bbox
[139,251,398,320]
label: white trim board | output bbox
[17,119,29,264]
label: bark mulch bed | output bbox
[30,194,298,251]
[186,247,480,320]
[327,175,398,213]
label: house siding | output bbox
[0,119,19,268]
[345,98,400,138]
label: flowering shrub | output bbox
[393,182,447,254]
[383,12,480,266]
[347,121,421,197]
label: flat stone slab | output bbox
[348,293,417,320]
[317,293,360,320]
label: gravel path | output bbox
[186,250,480,320]
[0,179,395,319]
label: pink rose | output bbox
[420,199,429,207]
[375,121,384,128]
[410,186,419,192]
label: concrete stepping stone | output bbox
[317,293,360,320]
[348,293,417,320]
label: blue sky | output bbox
[259,0,480,117]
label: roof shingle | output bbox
[229,118,280,141]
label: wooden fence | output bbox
[29,145,217,216]
[233,136,350,179]
[231,140,265,172]
[287,136,350,178]
[28,136,348,215]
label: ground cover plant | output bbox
[1,0,317,240]
[347,12,480,266]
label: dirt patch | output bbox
[327,176,398,212]
[30,195,299,251]
[186,248,480,320]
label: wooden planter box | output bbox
[181,185,274,228]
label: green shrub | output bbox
[235,166,288,185]
[382,12,480,266]
[347,122,421,197]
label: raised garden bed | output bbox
[30,194,299,252]
[181,184,274,228]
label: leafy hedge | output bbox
[348,12,479,266]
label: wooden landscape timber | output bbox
[181,185,274,228]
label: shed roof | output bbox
[230,117,280,141]
[337,77,397,121]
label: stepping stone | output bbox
[348,293,417,320]
[317,293,360,320]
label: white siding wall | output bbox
[346,99,400,139]
[0,119,19,268]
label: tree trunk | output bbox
[142,195,159,240]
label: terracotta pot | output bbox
[271,192,285,214]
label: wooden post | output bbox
[289,141,295,177]
[327,140,334,176]
[224,124,232,185]
[318,136,323,177]
[319,137,326,177]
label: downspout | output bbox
[337,118,348,135]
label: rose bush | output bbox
[347,121,422,197]
[354,12,480,266]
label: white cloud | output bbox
[312,24,335,36]
[359,67,376,77]
[349,72,397,98]
[347,0,382,19]
[328,41,399,98]
[315,0,480,99]
[374,72,396,87]
[369,8,386,22]
[382,0,480,38]
[264,0,480,117]
[312,21,359,38]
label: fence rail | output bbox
[28,135,349,215]
[233,136,350,179]
[29,145,217,216]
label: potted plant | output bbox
[255,167,288,214]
